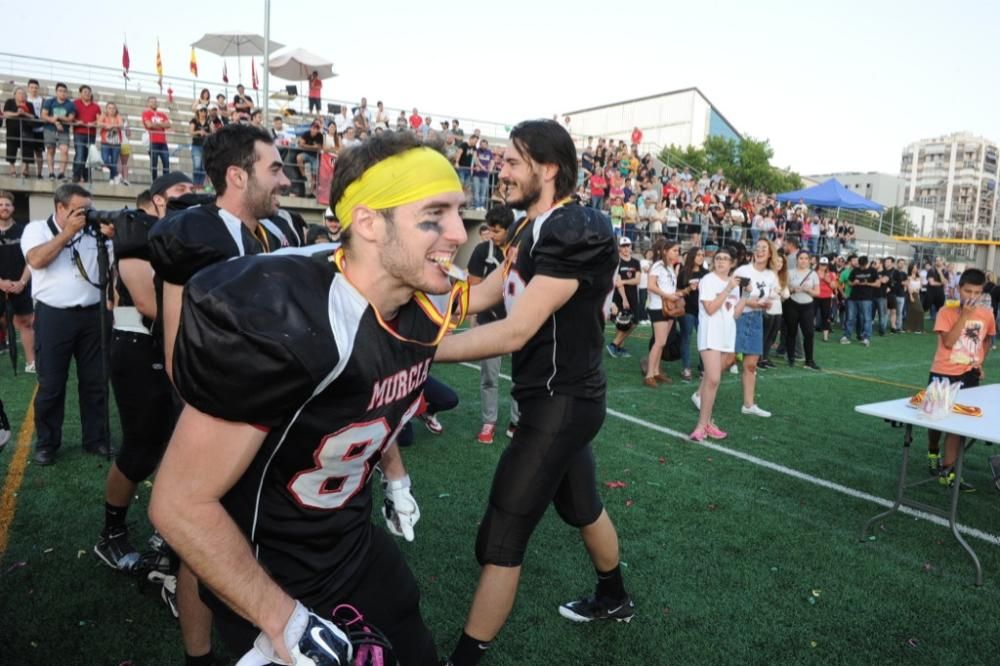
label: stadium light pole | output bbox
[263,0,271,117]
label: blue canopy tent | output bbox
[776,178,884,212]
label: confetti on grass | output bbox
[603,481,627,489]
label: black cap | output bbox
[150,172,193,198]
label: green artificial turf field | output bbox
[1,322,999,665]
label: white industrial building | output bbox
[899,132,999,241]
[563,87,740,153]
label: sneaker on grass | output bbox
[741,404,772,418]
[94,525,140,571]
[927,452,941,476]
[938,467,975,493]
[558,594,635,624]
[477,423,495,444]
[419,413,443,435]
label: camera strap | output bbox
[47,215,104,290]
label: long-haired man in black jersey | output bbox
[436,119,633,666]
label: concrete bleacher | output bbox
[0,74,329,222]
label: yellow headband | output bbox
[334,147,463,229]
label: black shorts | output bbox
[209,527,437,665]
[928,369,981,389]
[475,393,606,566]
[648,308,670,323]
[0,290,33,316]
[109,331,174,483]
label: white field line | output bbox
[457,363,1000,547]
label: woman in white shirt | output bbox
[644,240,684,387]
[730,239,779,418]
[784,250,821,369]
[691,247,744,441]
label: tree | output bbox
[658,135,803,194]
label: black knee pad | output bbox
[474,503,536,567]
[553,492,603,528]
[115,443,164,484]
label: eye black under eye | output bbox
[417,221,442,232]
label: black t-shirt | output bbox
[298,130,323,151]
[174,250,450,605]
[189,118,211,147]
[0,221,27,280]
[850,266,878,301]
[876,268,893,299]
[457,142,474,168]
[467,239,506,324]
[503,204,617,400]
[614,256,640,310]
[678,266,708,316]
[3,98,37,137]
[926,267,947,297]
[888,268,906,297]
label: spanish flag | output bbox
[189,47,198,77]
[155,40,164,92]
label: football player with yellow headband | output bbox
[152,132,467,666]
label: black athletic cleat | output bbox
[558,594,635,623]
[94,526,141,571]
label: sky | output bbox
[3,0,998,176]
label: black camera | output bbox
[738,277,751,289]
[83,208,123,233]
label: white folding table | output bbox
[855,384,1000,586]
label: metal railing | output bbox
[0,51,518,143]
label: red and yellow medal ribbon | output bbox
[332,247,468,347]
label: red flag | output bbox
[122,42,130,79]
[222,62,229,84]
[155,39,163,92]
[251,59,259,90]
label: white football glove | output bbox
[382,475,420,542]
[235,600,352,666]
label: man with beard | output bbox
[148,125,291,666]
[435,120,633,666]
[150,131,468,665]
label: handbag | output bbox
[662,297,686,319]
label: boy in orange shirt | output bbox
[927,268,994,490]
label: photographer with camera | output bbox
[20,184,114,466]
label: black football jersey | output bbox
[0,222,26,280]
[148,204,285,286]
[502,203,617,401]
[173,250,453,603]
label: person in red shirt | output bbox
[589,170,607,210]
[926,269,995,490]
[307,70,322,114]
[72,85,101,183]
[408,108,422,131]
[631,126,643,150]
[142,96,172,180]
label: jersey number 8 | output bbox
[287,398,421,510]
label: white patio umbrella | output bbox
[269,49,337,114]
[192,32,285,83]
[268,48,336,81]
